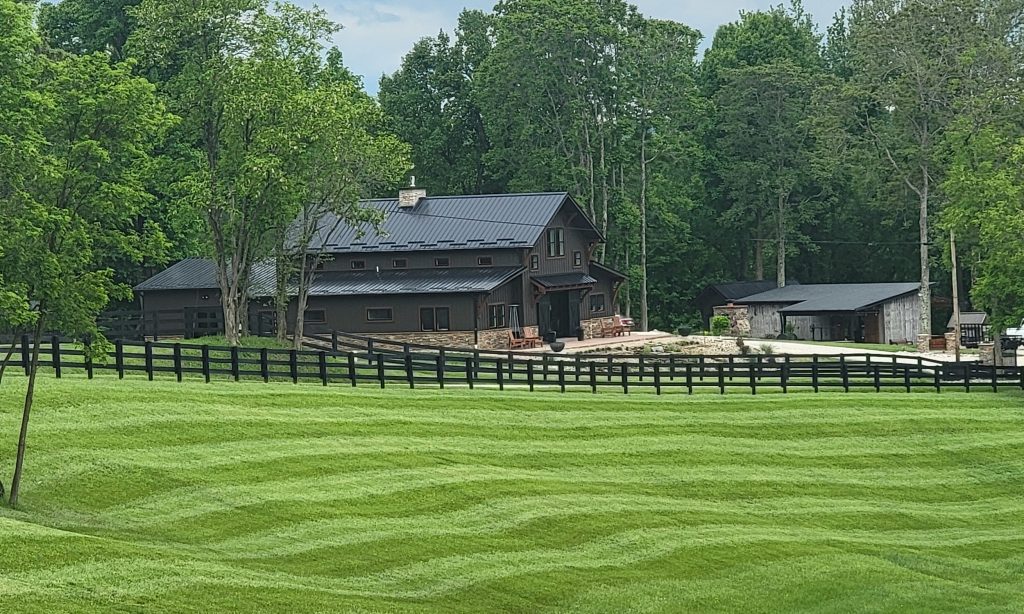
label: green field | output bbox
[0,376,1022,613]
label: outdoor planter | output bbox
[549,341,566,352]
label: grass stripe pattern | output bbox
[0,376,1022,612]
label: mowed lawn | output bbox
[0,376,1022,613]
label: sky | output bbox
[301,0,850,94]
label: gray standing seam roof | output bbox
[301,192,599,254]
[303,267,524,296]
[135,258,523,297]
[739,283,921,313]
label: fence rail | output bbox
[2,334,1022,395]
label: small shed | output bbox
[947,312,989,348]
[732,283,921,343]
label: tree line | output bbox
[2,0,1024,502]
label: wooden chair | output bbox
[618,316,634,336]
[601,317,624,338]
[509,330,542,349]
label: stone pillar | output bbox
[944,331,959,352]
[979,342,996,366]
[713,304,751,337]
[916,334,932,353]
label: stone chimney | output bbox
[398,176,426,208]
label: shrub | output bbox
[711,315,731,336]
[758,343,776,355]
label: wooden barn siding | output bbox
[748,304,829,340]
[882,294,920,343]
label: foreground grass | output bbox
[0,376,1022,613]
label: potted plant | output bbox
[549,341,565,352]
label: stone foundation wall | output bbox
[477,328,513,350]
[944,331,959,352]
[365,331,477,349]
[582,317,605,339]
[713,305,751,337]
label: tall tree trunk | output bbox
[639,131,649,333]
[222,296,240,346]
[9,318,43,507]
[293,258,311,351]
[776,193,787,288]
[274,248,289,344]
[754,213,765,281]
[918,170,931,335]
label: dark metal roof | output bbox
[739,283,921,313]
[302,192,600,254]
[135,258,275,293]
[532,272,598,289]
[589,260,628,281]
[134,258,218,291]
[136,258,522,297]
[710,280,787,301]
[305,267,524,296]
[947,312,988,327]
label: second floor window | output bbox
[488,304,506,328]
[573,251,582,267]
[546,228,565,257]
[530,254,539,270]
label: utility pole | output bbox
[950,229,961,362]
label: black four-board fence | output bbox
[2,334,1022,395]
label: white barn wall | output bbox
[881,293,921,343]
[747,304,829,340]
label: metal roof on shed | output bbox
[305,267,524,296]
[134,258,275,292]
[739,283,920,313]
[301,192,599,254]
[947,312,988,327]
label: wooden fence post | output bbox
[230,346,240,382]
[319,351,328,386]
[527,359,535,392]
[620,363,628,394]
[990,366,998,393]
[686,364,693,395]
[436,355,445,389]
[497,359,504,391]
[934,365,942,393]
[201,345,210,383]
[638,355,645,381]
[173,344,182,382]
[84,339,94,380]
[51,336,61,379]
[558,362,565,393]
[781,356,789,393]
[144,340,153,381]
[21,334,30,375]
[542,354,549,381]
[260,348,269,382]
[606,356,613,382]
[348,352,357,387]
[289,350,298,384]
[465,356,474,389]
[873,365,880,392]
[748,361,755,395]
[904,366,911,393]
[840,355,849,393]
[669,355,676,381]
[963,364,971,393]
[654,363,662,396]
[590,362,597,394]
[331,331,338,353]
[405,353,414,389]
[718,364,725,395]
[377,353,385,389]
[811,355,819,393]
[115,339,125,379]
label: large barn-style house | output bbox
[134,188,626,349]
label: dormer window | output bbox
[477,256,493,267]
[434,257,450,267]
[392,258,407,268]
[530,254,539,270]
[546,228,565,258]
[351,260,366,270]
[573,251,582,267]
